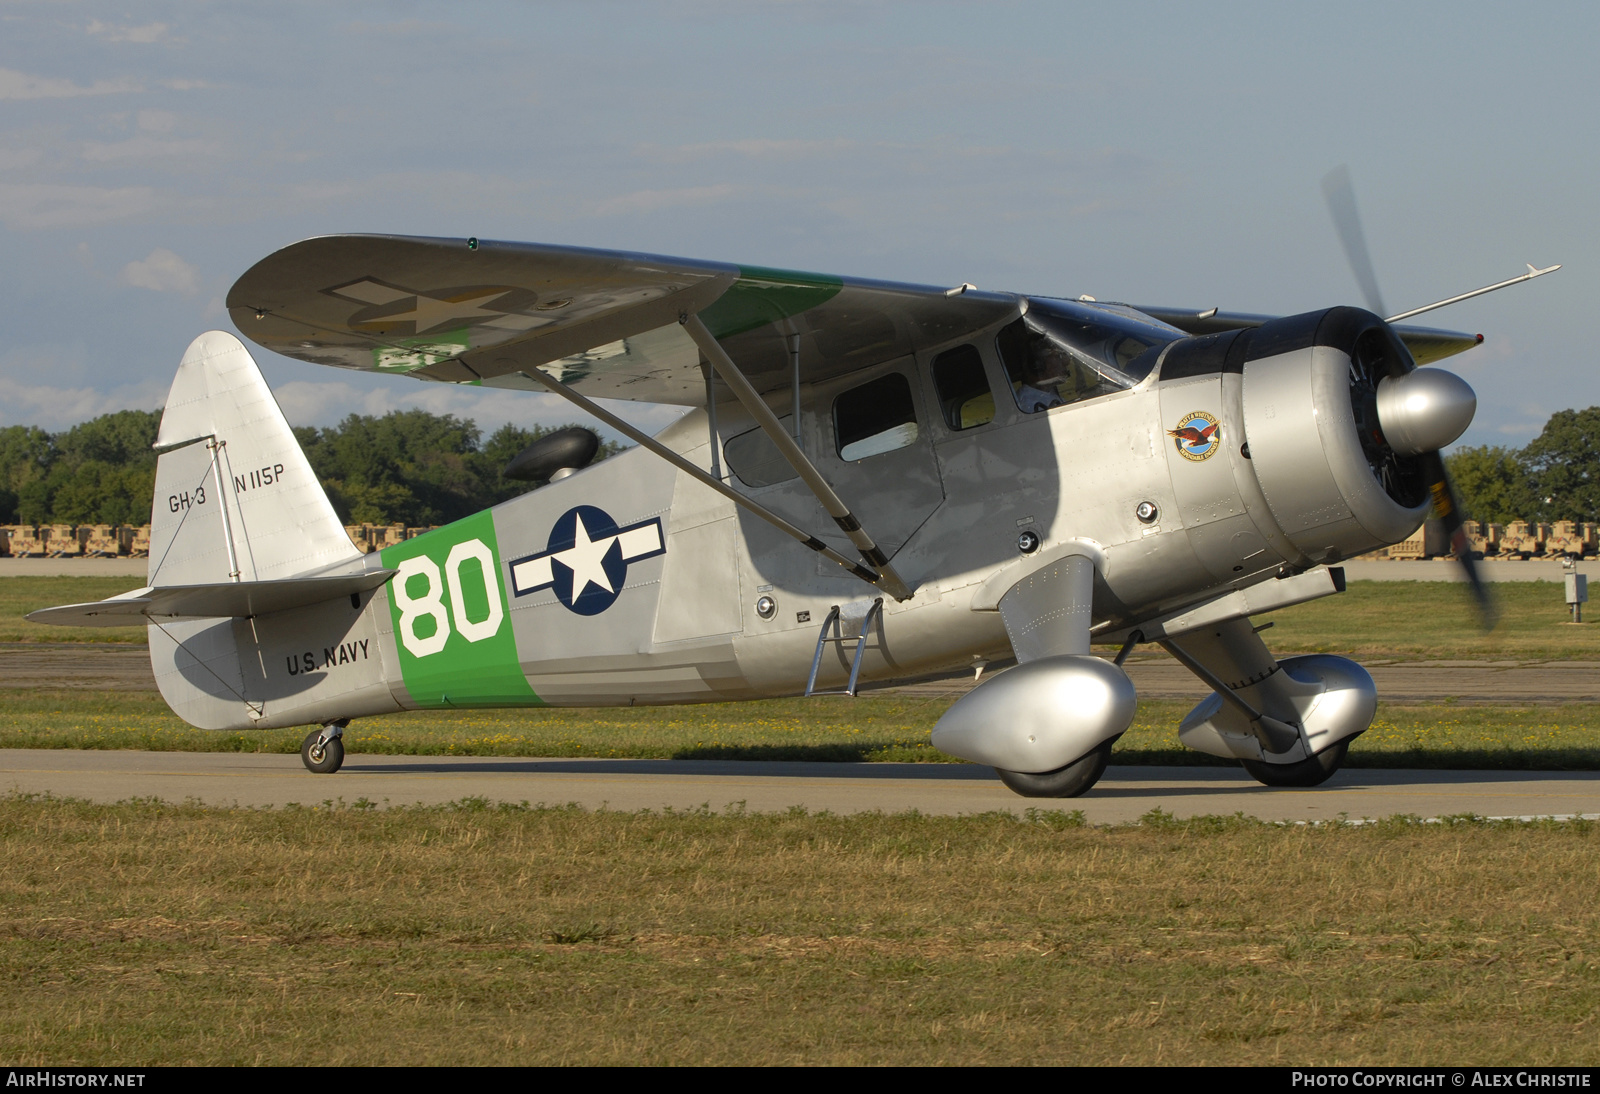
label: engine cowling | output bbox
[1238,307,1436,563]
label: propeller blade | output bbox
[1321,165,1388,318]
[1419,449,1497,629]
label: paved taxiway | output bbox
[5,642,1599,702]
[5,582,1595,820]
[3,749,1596,823]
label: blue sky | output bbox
[0,0,1592,448]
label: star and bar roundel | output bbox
[509,506,665,616]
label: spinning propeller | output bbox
[1321,166,1496,626]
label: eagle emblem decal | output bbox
[1169,411,1222,462]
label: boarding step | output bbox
[804,598,883,697]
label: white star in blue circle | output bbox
[509,506,666,616]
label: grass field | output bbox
[1252,579,1600,661]
[1,795,1595,1066]
[4,688,1599,770]
[5,575,1600,658]
[4,578,1597,1066]
[0,577,146,644]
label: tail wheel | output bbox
[1240,740,1350,788]
[995,739,1115,798]
[301,729,345,774]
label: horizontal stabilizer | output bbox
[26,570,396,627]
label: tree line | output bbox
[1444,407,1600,524]
[2,403,1597,530]
[0,409,621,528]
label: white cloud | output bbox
[342,18,456,37]
[86,20,170,44]
[641,138,857,164]
[121,248,199,294]
[0,67,141,100]
[0,184,158,229]
[0,149,41,172]
[137,109,176,133]
[0,376,166,431]
[592,183,736,216]
[82,136,219,163]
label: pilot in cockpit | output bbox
[1015,340,1067,413]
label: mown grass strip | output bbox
[3,688,1599,770]
[0,576,147,643]
[1253,578,1600,661]
[1,794,1595,1066]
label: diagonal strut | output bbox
[680,313,914,602]
[518,367,887,593]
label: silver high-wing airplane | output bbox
[29,229,1556,797]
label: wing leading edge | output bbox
[227,235,1484,405]
[227,234,1021,406]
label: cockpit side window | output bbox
[930,344,995,430]
[834,372,919,461]
[997,318,1121,413]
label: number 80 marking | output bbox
[392,538,505,658]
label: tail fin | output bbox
[148,331,359,586]
[27,332,391,732]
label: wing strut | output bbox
[519,367,887,593]
[680,313,915,602]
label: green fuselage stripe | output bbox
[380,510,541,707]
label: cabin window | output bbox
[834,373,919,462]
[931,344,995,430]
[723,416,799,488]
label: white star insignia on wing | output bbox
[377,289,511,334]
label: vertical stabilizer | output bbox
[148,331,360,586]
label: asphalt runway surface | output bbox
[1,749,1595,822]
[4,642,1597,702]
[3,640,1597,822]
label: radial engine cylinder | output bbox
[931,655,1137,773]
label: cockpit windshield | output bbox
[1018,298,1181,388]
[996,298,1180,414]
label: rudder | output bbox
[148,331,360,586]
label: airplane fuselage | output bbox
[164,302,1429,730]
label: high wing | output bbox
[226,234,1021,406]
[1133,305,1482,366]
[227,235,1486,404]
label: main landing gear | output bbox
[1168,620,1375,788]
[994,739,1117,799]
[301,721,347,774]
[1240,740,1350,788]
